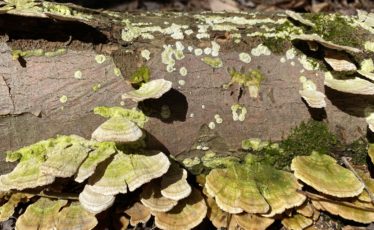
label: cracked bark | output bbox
[0,8,373,174]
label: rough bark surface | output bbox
[0,5,373,173]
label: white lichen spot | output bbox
[214,114,223,124]
[239,53,251,63]
[187,46,193,52]
[298,55,319,71]
[161,105,171,119]
[74,70,82,79]
[178,79,186,86]
[290,61,295,66]
[179,67,188,76]
[208,122,216,130]
[234,39,241,44]
[204,47,212,55]
[114,67,122,77]
[120,101,125,106]
[211,41,220,57]
[202,104,205,109]
[194,48,203,56]
[196,24,210,39]
[59,95,68,104]
[250,44,271,56]
[161,42,185,72]
[141,49,151,61]
[95,54,106,64]
[280,57,286,63]
[196,145,202,150]
[202,146,209,151]
[286,48,297,60]
[364,41,374,52]
[184,29,194,36]
[190,113,194,118]
[231,104,247,122]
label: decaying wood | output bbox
[0,2,373,173]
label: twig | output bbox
[25,190,79,201]
[342,156,374,204]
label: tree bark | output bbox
[0,4,373,173]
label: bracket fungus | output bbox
[299,76,326,108]
[153,188,207,230]
[91,116,143,143]
[94,106,149,128]
[206,196,230,229]
[324,71,374,95]
[205,164,269,214]
[75,142,117,183]
[140,180,178,212]
[15,198,68,230]
[285,10,315,28]
[124,202,152,226]
[41,142,91,178]
[324,50,357,72]
[56,203,98,230]
[121,79,172,102]
[281,213,313,230]
[87,150,170,196]
[0,193,31,222]
[160,163,192,201]
[79,185,115,214]
[233,213,275,230]
[291,151,364,197]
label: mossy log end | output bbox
[0,3,373,173]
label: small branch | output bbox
[25,190,79,201]
[342,156,374,204]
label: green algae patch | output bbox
[303,13,364,48]
[201,57,223,69]
[12,48,66,60]
[94,106,148,128]
[225,67,264,98]
[130,65,151,85]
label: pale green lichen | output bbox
[59,95,67,104]
[231,104,247,121]
[114,67,122,77]
[214,114,223,124]
[194,48,203,56]
[178,79,186,86]
[239,52,251,63]
[360,59,374,73]
[211,41,220,57]
[251,44,271,56]
[161,42,185,72]
[225,68,264,98]
[204,47,212,55]
[286,48,297,60]
[201,57,223,68]
[74,70,82,79]
[364,41,374,52]
[141,49,151,61]
[130,65,150,84]
[298,55,319,71]
[94,106,148,128]
[95,55,106,64]
[92,84,101,92]
[179,67,188,76]
[208,122,216,130]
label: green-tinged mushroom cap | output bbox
[0,193,32,222]
[124,202,152,226]
[122,79,172,102]
[356,170,374,203]
[94,106,148,128]
[324,71,374,95]
[75,142,117,183]
[281,214,313,230]
[0,135,86,191]
[140,180,177,212]
[291,151,364,197]
[233,213,275,230]
[205,164,269,214]
[311,197,374,224]
[160,162,191,201]
[296,202,314,218]
[56,202,98,230]
[88,150,170,195]
[369,144,374,164]
[206,195,230,229]
[15,198,68,230]
[41,142,91,178]
[91,116,143,143]
[79,185,115,214]
[153,188,207,230]
[324,50,357,72]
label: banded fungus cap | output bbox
[122,79,172,102]
[75,142,117,183]
[153,188,207,230]
[299,76,326,109]
[87,150,170,196]
[324,50,357,72]
[357,70,374,81]
[356,170,374,203]
[79,185,115,214]
[0,193,31,222]
[285,10,316,27]
[56,203,98,230]
[15,198,68,230]
[205,164,269,214]
[233,213,275,230]
[324,71,374,95]
[296,202,314,218]
[160,163,192,201]
[91,116,143,143]
[311,197,374,224]
[281,214,313,230]
[291,151,364,198]
[124,202,152,226]
[140,180,178,212]
[206,196,229,229]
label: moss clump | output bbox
[262,37,288,54]
[280,120,337,163]
[304,13,363,47]
[129,65,150,85]
[342,138,368,165]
